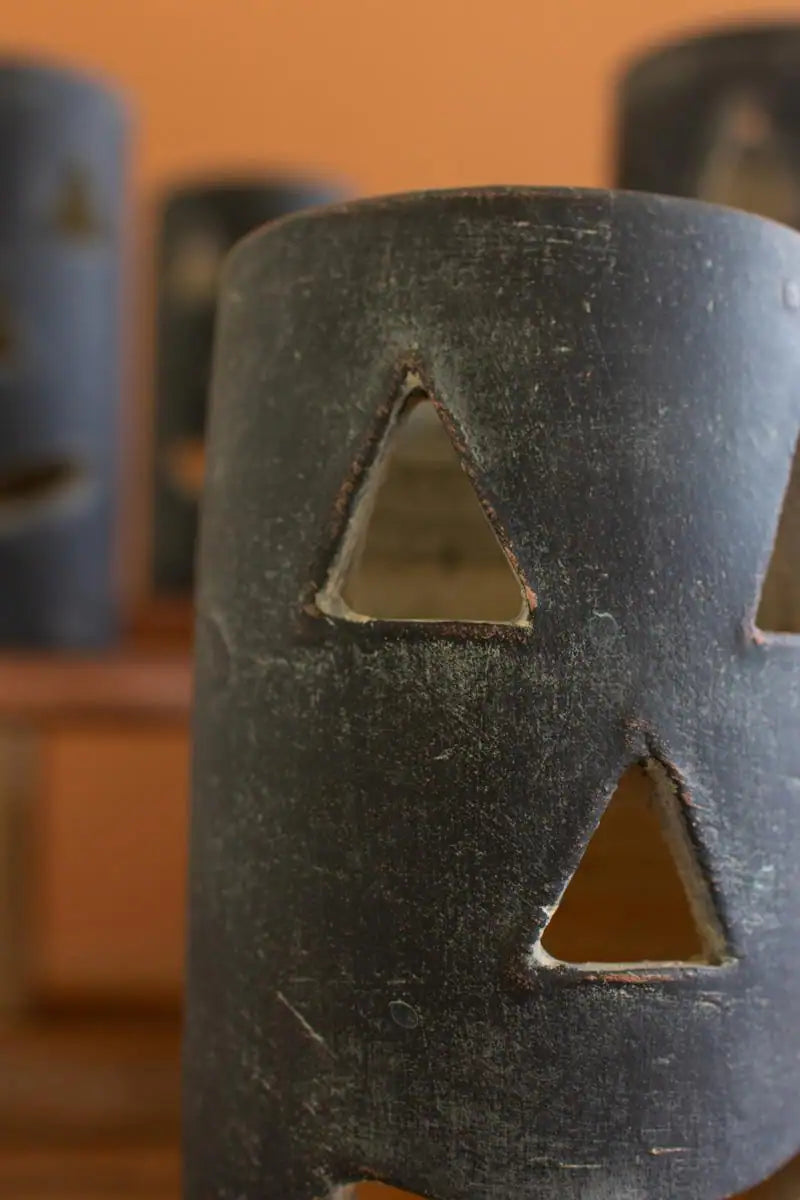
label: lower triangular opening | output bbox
[537,762,726,968]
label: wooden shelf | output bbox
[0,1145,180,1200]
[0,1015,180,1144]
[0,1015,180,1197]
[0,601,195,721]
[0,649,192,720]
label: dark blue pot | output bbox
[0,60,129,647]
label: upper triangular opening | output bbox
[756,436,800,634]
[316,389,530,625]
[535,761,726,969]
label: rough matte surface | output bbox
[186,188,800,1200]
[616,24,800,636]
[0,60,127,646]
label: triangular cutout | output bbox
[0,301,17,365]
[535,761,726,968]
[316,386,530,624]
[163,436,206,498]
[52,165,105,239]
[698,94,800,226]
[167,226,227,304]
[756,436,800,633]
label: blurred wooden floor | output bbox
[0,1147,180,1200]
[0,1015,181,1200]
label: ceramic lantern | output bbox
[185,189,800,1200]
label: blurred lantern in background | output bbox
[152,179,342,594]
[0,59,128,647]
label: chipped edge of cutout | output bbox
[528,757,729,975]
[329,1183,431,1200]
[314,371,533,627]
[753,432,800,638]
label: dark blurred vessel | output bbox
[152,178,342,593]
[0,60,128,646]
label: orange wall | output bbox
[5,0,800,201]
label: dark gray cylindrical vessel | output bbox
[0,60,128,646]
[185,189,800,1200]
[617,24,800,634]
[152,178,341,593]
[616,24,800,210]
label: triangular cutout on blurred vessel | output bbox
[52,165,105,238]
[698,93,800,226]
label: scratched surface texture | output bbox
[185,189,800,1200]
[616,24,800,636]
